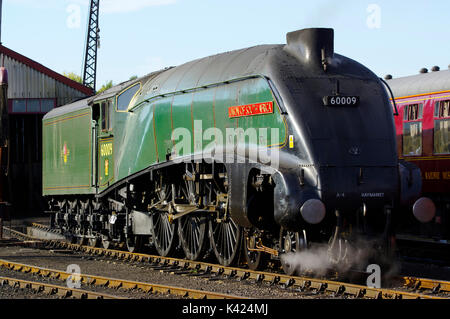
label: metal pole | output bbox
[0,62,8,241]
[82,0,100,92]
[0,0,3,45]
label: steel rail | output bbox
[4,224,450,299]
[2,225,41,242]
[0,276,126,299]
[0,258,244,300]
[400,276,450,294]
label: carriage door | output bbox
[97,99,114,192]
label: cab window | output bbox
[97,99,113,132]
[434,100,450,154]
[117,83,141,111]
[100,101,108,131]
[402,103,423,156]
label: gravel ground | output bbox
[0,246,347,300]
[0,265,184,299]
[0,274,60,299]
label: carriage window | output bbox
[436,100,450,118]
[403,103,423,121]
[434,100,450,154]
[117,83,141,111]
[403,122,422,156]
[403,103,423,156]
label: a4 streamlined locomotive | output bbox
[42,28,423,274]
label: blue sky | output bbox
[2,0,450,90]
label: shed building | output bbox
[0,44,93,216]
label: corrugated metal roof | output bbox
[386,69,450,98]
[0,45,93,108]
[0,45,93,96]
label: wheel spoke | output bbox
[151,212,177,257]
[209,217,242,266]
[179,215,207,261]
[280,229,307,275]
[226,225,233,259]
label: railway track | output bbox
[0,276,126,299]
[0,258,243,300]
[2,224,450,299]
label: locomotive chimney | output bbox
[285,28,334,71]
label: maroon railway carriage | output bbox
[387,66,450,240]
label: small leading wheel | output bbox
[125,234,144,253]
[88,236,99,248]
[279,228,307,276]
[101,234,112,250]
[150,211,178,257]
[178,214,208,261]
[209,217,242,267]
[74,227,86,245]
[244,232,268,271]
[87,229,99,247]
[76,237,86,245]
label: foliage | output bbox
[97,80,114,94]
[63,72,83,84]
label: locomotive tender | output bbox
[42,28,422,273]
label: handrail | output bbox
[380,77,399,116]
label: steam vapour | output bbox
[280,239,386,277]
